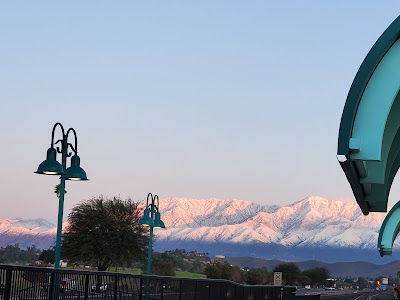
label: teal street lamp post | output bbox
[138,193,166,275]
[35,123,88,269]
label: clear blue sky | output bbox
[1,1,400,221]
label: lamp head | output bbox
[138,208,154,227]
[153,211,165,228]
[65,155,88,181]
[35,148,65,175]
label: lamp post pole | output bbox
[53,132,68,269]
[138,193,166,275]
[35,122,88,271]
[146,222,154,275]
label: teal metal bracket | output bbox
[338,15,400,215]
[378,201,400,256]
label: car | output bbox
[60,279,76,292]
[91,283,107,292]
[305,285,311,290]
[324,287,335,290]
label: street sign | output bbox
[274,272,282,286]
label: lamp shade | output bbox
[153,211,165,228]
[65,155,88,181]
[35,148,64,175]
[138,208,154,226]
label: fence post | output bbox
[48,272,55,300]
[178,279,182,300]
[160,279,164,300]
[4,269,12,300]
[113,275,118,300]
[84,274,89,300]
[139,277,143,300]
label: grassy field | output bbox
[112,267,142,275]
[111,268,206,279]
[175,271,206,279]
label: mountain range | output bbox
[224,257,400,278]
[0,196,399,264]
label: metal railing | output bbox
[0,264,296,300]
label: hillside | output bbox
[224,256,400,278]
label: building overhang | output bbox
[338,15,400,215]
[378,201,400,256]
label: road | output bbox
[296,288,392,300]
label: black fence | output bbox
[0,264,296,300]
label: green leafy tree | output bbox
[273,263,301,285]
[205,264,223,279]
[245,270,266,285]
[38,248,55,264]
[175,256,185,269]
[302,267,330,286]
[54,184,66,198]
[192,259,202,272]
[205,264,234,280]
[205,264,243,282]
[357,277,368,289]
[0,244,39,263]
[344,278,353,284]
[230,266,243,283]
[298,275,312,286]
[62,195,148,271]
[149,257,176,276]
[141,252,176,276]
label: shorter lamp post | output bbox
[138,193,166,275]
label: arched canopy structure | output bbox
[338,15,400,215]
[378,201,400,256]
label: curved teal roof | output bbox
[378,200,400,256]
[338,15,400,215]
[338,15,400,155]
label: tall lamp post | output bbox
[35,123,88,269]
[138,193,166,275]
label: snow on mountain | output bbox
[0,196,391,251]
[0,218,56,249]
[156,196,388,249]
[0,218,55,233]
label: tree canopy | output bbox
[38,248,55,264]
[142,253,176,276]
[62,195,148,271]
[0,244,39,264]
[302,267,330,286]
[273,263,301,285]
[205,263,241,281]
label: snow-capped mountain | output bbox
[156,196,387,249]
[0,196,394,262]
[0,218,57,249]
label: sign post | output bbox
[274,272,282,286]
